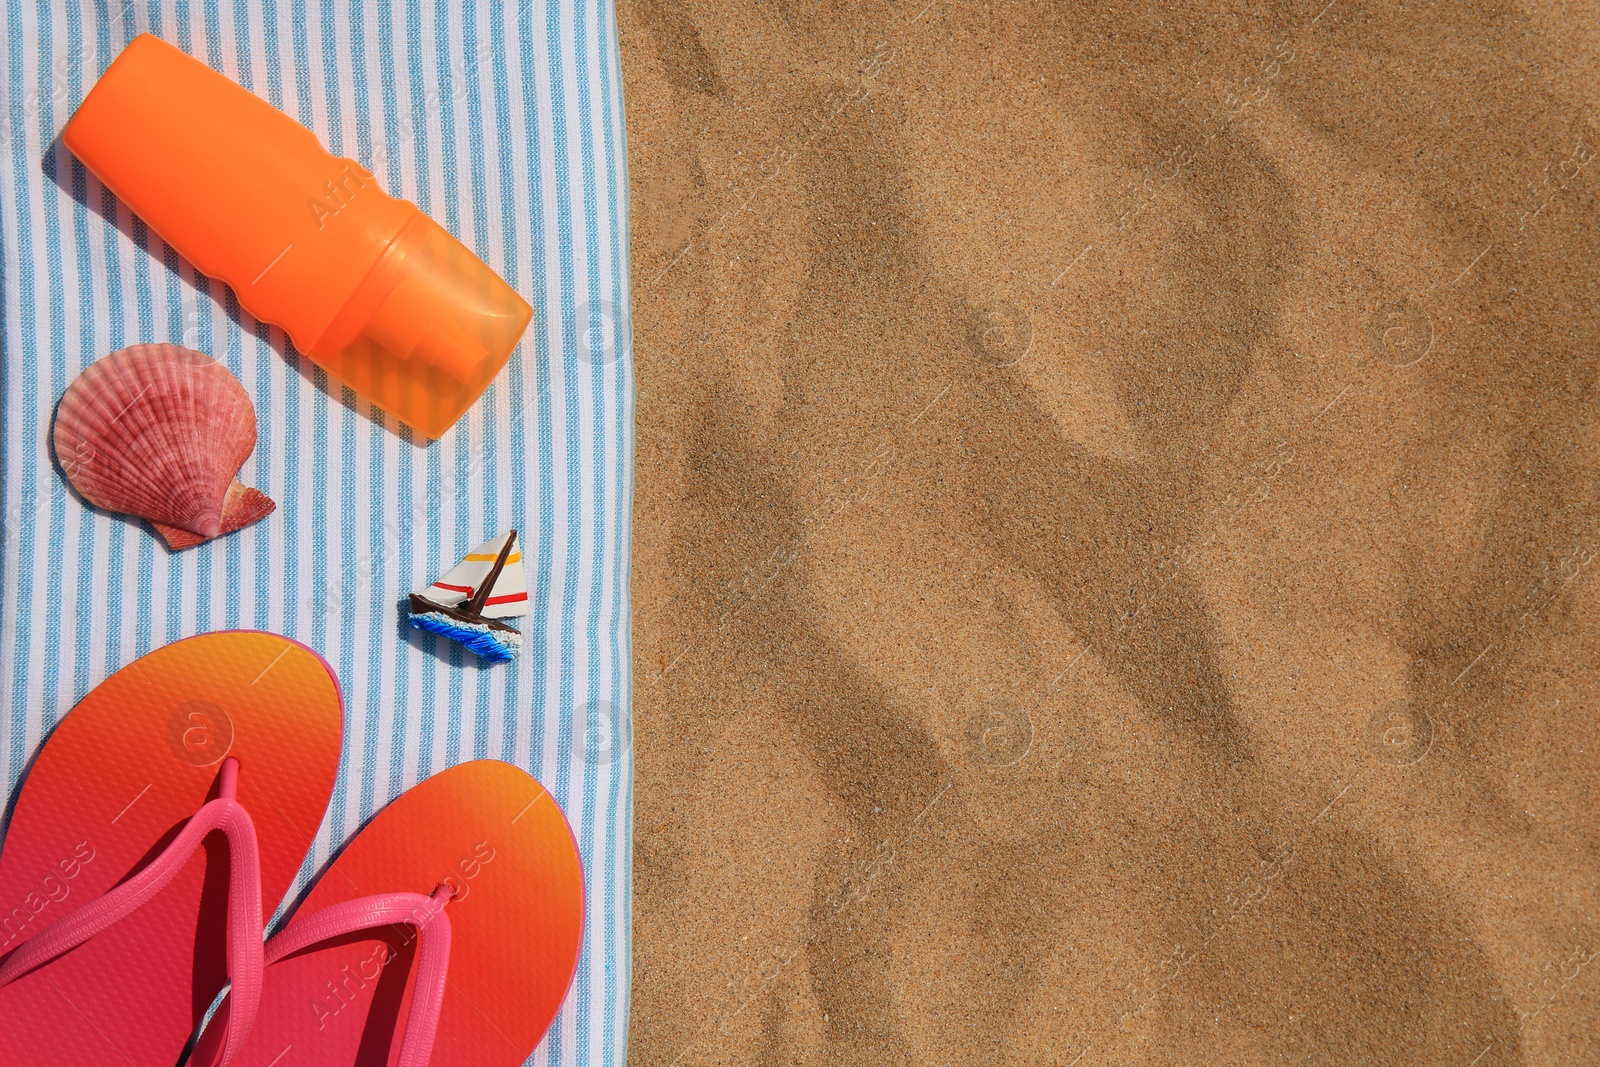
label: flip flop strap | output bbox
[264,888,454,1067]
[0,763,265,1066]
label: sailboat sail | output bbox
[419,531,528,619]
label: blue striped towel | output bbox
[0,3,632,1065]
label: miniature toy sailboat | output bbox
[408,529,527,662]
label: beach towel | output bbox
[0,3,632,1065]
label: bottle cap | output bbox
[310,213,532,437]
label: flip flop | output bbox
[0,632,343,1066]
[189,758,584,1067]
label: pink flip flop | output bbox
[189,759,585,1067]
[0,632,343,1066]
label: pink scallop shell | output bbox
[54,344,276,550]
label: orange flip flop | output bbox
[190,759,584,1067]
[0,632,343,1066]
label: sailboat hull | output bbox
[407,594,520,633]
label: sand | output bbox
[618,1,1600,1063]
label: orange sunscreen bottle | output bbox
[63,33,531,439]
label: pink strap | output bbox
[0,758,264,1067]
[263,885,454,1067]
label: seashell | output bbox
[54,343,276,550]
